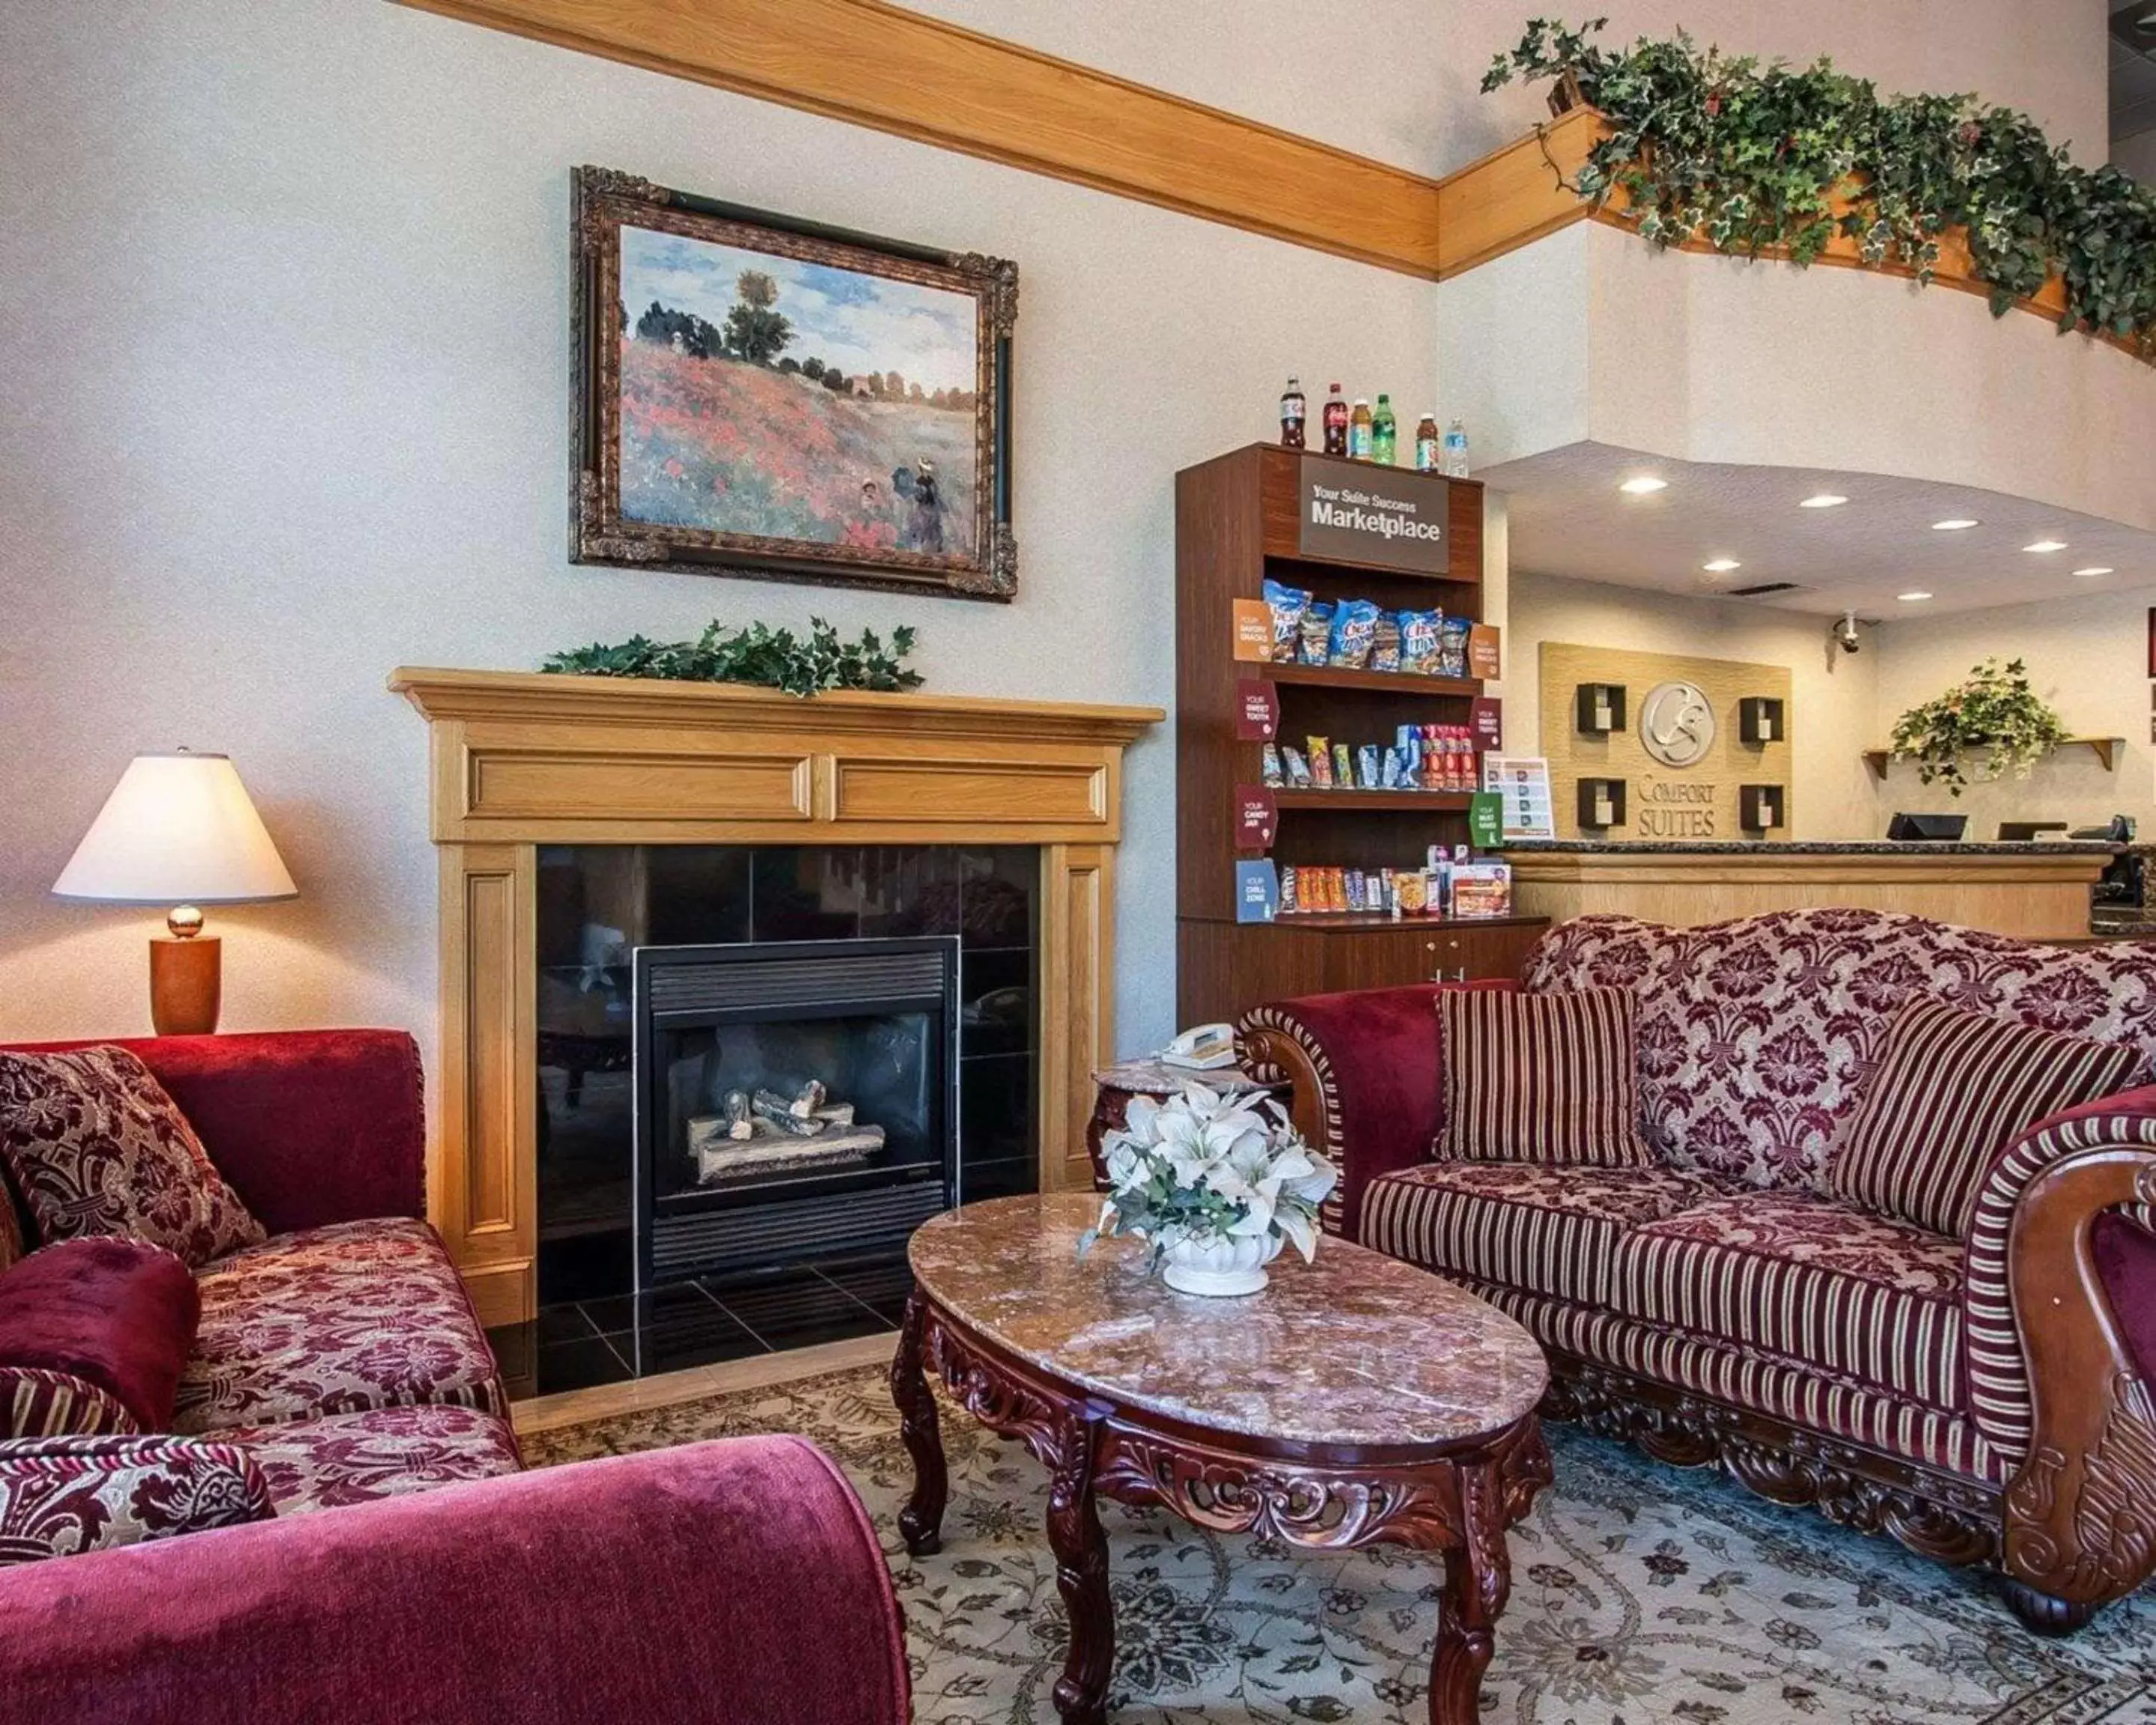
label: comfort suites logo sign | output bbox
[1297,458,1450,574]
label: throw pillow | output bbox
[0,1047,264,1268]
[1435,985,1655,1167]
[1830,997,2145,1236]
[0,1238,203,1437]
[0,1434,272,1567]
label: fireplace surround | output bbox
[392,666,1162,1326]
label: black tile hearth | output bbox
[491,1245,911,1402]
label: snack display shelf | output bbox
[1270,789,1475,812]
[1265,911,1548,932]
[1262,663,1481,697]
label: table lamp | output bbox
[52,749,298,1035]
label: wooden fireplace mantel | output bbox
[391,666,1164,1325]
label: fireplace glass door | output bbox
[633,937,957,1288]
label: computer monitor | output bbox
[1888,813,1967,842]
[1997,821,2069,842]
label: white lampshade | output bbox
[53,751,298,906]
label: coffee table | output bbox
[890,1193,1551,1725]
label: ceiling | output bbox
[1483,442,2156,621]
[2113,2,2156,142]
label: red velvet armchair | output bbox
[1239,910,2156,1632]
[0,1031,910,1725]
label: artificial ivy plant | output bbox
[542,618,923,699]
[1484,18,2156,352]
[1888,657,2068,797]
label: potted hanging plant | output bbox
[1079,1085,1336,1297]
[1888,657,2068,796]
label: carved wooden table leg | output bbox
[1427,1456,1510,1725]
[892,1292,948,1557]
[1045,1404,1113,1725]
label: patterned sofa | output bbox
[1239,909,2156,1632]
[0,1030,910,1725]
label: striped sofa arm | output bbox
[1237,980,1512,1239]
[1961,1085,2156,1619]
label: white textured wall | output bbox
[0,0,1440,1054]
[1504,571,1884,838]
[1869,586,2156,836]
[901,0,2113,172]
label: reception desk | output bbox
[1508,840,2116,941]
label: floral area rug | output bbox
[523,1366,2156,1724]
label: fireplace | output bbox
[634,937,958,1289]
[535,842,1041,1306]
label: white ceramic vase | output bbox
[1160,1230,1283,1297]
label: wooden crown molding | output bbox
[389,666,1163,746]
[392,0,1446,276]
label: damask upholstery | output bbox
[176,1218,504,1435]
[0,1434,274,1567]
[1523,908,2156,1191]
[0,1047,265,1265]
[1828,997,2143,1236]
[1362,1161,1728,1306]
[222,1405,523,1515]
[9,1031,427,1238]
[1434,986,1655,1166]
[0,1238,200,1435]
[1612,1192,1967,1409]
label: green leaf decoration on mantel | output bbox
[542,618,924,699]
[1483,19,2156,353]
[1888,657,2068,797]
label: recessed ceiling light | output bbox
[1799,493,1849,509]
[1931,519,1979,531]
[1702,558,1742,573]
[2023,539,2069,553]
[2073,565,2114,577]
[1618,476,1669,496]
[1897,591,1934,602]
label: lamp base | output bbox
[150,937,221,1035]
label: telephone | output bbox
[1162,1023,1237,1071]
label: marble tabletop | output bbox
[908,1193,1548,1451]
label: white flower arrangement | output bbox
[1079,1083,1339,1277]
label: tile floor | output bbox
[489,1247,911,1399]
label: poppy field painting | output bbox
[573,169,1017,600]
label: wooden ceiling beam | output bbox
[393,0,1446,276]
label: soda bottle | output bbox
[1279,377,1306,448]
[1348,398,1374,461]
[1440,419,1470,478]
[1414,413,1440,472]
[1371,395,1397,465]
[1321,383,1348,456]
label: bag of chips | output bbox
[1437,617,1473,680]
[1371,612,1402,673]
[1331,743,1355,788]
[1260,742,1284,788]
[1399,609,1443,675]
[1260,578,1309,664]
[1282,746,1313,789]
[1298,603,1336,666]
[1306,736,1333,788]
[1327,599,1380,669]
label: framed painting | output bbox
[572,168,1017,600]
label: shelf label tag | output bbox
[1468,624,1502,681]
[1467,791,1505,850]
[1234,859,1280,923]
[1231,599,1273,661]
[1234,785,1279,849]
[1470,696,1503,751]
[1234,678,1279,740]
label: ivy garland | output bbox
[1484,18,2156,352]
[542,617,924,699]
[1887,657,2068,797]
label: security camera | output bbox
[1830,610,1862,654]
